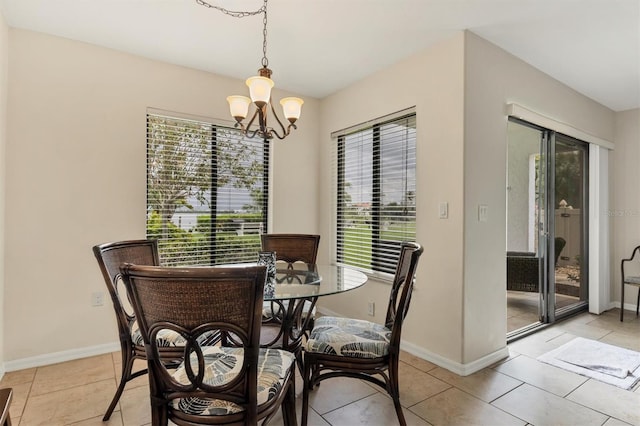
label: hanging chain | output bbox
[195,0,270,68]
[194,0,265,18]
[261,0,268,68]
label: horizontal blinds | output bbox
[331,106,416,139]
[146,112,267,266]
[336,112,417,275]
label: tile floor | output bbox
[506,290,582,333]
[1,308,639,425]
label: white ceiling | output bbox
[1,0,638,111]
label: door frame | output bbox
[507,117,592,340]
[507,103,611,316]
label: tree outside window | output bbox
[146,113,268,266]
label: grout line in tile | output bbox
[487,380,527,404]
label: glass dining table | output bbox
[260,264,368,371]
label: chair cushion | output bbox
[624,276,640,285]
[131,323,219,347]
[305,316,391,358]
[169,346,295,416]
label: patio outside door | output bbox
[507,119,589,338]
[546,133,589,322]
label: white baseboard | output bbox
[400,340,509,376]
[3,341,120,373]
[608,300,638,312]
[316,307,510,376]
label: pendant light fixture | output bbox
[196,0,303,140]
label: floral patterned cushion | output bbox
[169,346,295,416]
[131,324,219,348]
[305,316,391,358]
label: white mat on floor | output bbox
[537,337,640,390]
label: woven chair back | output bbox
[261,234,320,268]
[385,242,424,346]
[120,264,267,422]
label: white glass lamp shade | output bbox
[246,76,274,107]
[280,97,304,123]
[227,95,251,122]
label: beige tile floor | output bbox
[2,308,639,425]
[506,290,582,333]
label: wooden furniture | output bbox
[0,388,12,426]
[301,242,423,426]
[92,239,219,420]
[260,234,320,269]
[262,263,367,376]
[120,263,297,426]
[260,233,320,316]
[620,245,640,321]
[260,234,321,366]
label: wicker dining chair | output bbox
[261,234,320,270]
[0,388,12,426]
[260,233,320,325]
[260,234,320,370]
[302,241,423,426]
[120,263,297,426]
[92,239,219,420]
[620,245,640,322]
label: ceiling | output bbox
[1,0,638,111]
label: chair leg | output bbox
[301,357,313,426]
[150,403,168,426]
[0,388,12,426]
[388,361,407,426]
[295,351,305,378]
[283,377,297,426]
[636,288,640,316]
[621,282,625,322]
[103,352,135,421]
[391,394,407,426]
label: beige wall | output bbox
[1,25,630,373]
[0,9,8,370]
[318,31,616,372]
[319,33,467,365]
[462,33,614,364]
[611,109,640,309]
[4,29,319,363]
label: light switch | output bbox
[478,204,489,222]
[438,202,448,219]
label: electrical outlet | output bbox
[91,291,104,307]
[367,301,375,316]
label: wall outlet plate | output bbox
[367,301,375,316]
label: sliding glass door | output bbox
[550,134,589,319]
[507,119,589,338]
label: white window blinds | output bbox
[336,109,416,275]
[146,111,268,266]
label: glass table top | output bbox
[266,264,368,301]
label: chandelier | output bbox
[196,0,303,140]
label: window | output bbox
[146,111,268,266]
[336,109,416,275]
